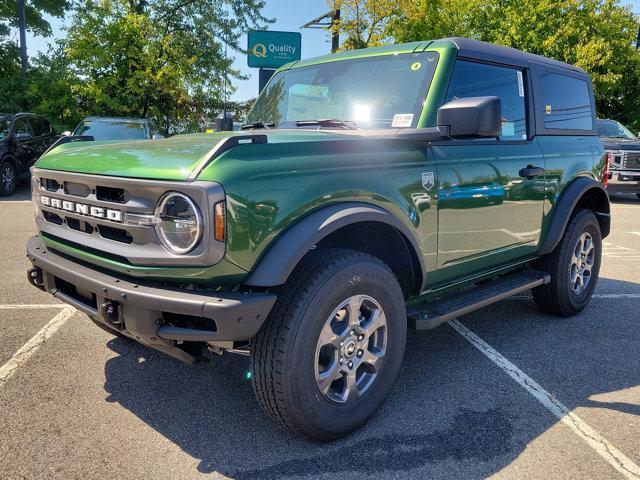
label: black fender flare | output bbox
[538,176,610,255]
[244,202,426,288]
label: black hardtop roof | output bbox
[445,37,587,75]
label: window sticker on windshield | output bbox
[517,71,524,97]
[545,104,552,115]
[501,121,515,137]
[410,62,422,71]
[392,113,414,128]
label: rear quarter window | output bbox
[540,73,593,130]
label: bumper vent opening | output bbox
[64,181,91,198]
[98,225,133,244]
[43,210,64,225]
[54,276,97,309]
[162,312,217,332]
[96,185,127,204]
[67,217,95,235]
[42,178,60,192]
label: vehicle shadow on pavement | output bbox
[2,183,32,202]
[609,193,640,205]
[101,277,639,479]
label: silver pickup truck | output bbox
[597,118,640,199]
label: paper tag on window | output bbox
[392,113,414,128]
[517,71,524,97]
[501,121,515,137]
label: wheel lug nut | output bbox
[340,342,344,347]
[339,358,344,364]
[348,361,353,368]
[349,330,355,336]
[357,350,363,357]
[358,335,364,341]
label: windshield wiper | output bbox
[294,119,358,130]
[241,121,275,130]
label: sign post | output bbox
[247,30,302,94]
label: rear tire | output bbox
[0,160,17,197]
[532,209,601,316]
[250,248,406,441]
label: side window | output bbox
[31,118,45,137]
[12,118,33,137]
[445,60,527,140]
[38,118,52,136]
[540,73,593,130]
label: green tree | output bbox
[0,0,70,37]
[0,40,21,112]
[333,0,640,130]
[26,44,82,131]
[64,0,271,134]
[329,0,397,50]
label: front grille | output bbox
[622,151,640,170]
[33,168,225,268]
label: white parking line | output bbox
[0,304,65,310]
[449,319,640,480]
[0,307,75,388]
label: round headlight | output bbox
[155,192,202,254]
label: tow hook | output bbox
[27,267,45,291]
[100,300,124,330]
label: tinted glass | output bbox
[0,117,10,140]
[13,118,32,137]
[31,117,47,137]
[247,52,439,129]
[445,61,527,140]
[540,73,592,130]
[74,120,148,140]
[596,119,635,140]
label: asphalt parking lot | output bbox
[1,183,639,480]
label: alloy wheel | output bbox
[569,232,595,294]
[1,163,15,193]
[314,294,387,404]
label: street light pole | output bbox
[301,9,341,54]
[17,0,28,74]
[17,0,28,108]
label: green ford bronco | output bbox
[27,38,610,441]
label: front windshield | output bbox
[0,117,11,140]
[246,51,439,129]
[74,120,147,140]
[596,119,636,140]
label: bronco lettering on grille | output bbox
[40,195,123,223]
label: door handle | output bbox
[519,166,545,179]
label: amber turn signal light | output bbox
[214,201,226,242]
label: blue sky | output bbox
[23,0,640,102]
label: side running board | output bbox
[407,269,550,330]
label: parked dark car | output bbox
[70,117,163,141]
[0,113,57,196]
[597,118,640,199]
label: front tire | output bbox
[250,249,406,441]
[532,209,602,316]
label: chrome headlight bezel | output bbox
[154,192,203,255]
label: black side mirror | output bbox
[437,96,502,139]
[14,132,32,141]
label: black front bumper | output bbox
[26,236,276,363]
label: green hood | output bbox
[36,130,350,181]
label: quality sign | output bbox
[247,30,302,68]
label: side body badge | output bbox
[422,172,435,190]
